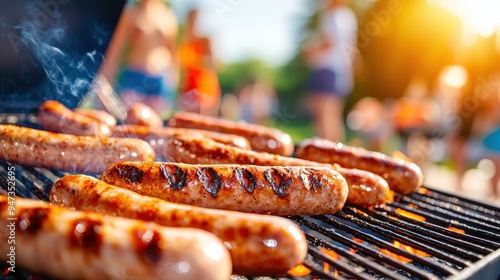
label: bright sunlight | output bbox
[432,0,500,37]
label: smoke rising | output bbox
[1,0,126,113]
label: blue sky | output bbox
[170,0,311,66]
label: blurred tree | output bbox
[217,59,276,94]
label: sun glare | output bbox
[441,65,468,88]
[431,0,500,37]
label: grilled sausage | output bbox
[111,125,251,158]
[168,111,294,156]
[295,138,424,194]
[74,108,117,128]
[162,135,389,207]
[0,124,155,174]
[125,103,163,127]
[50,174,308,275]
[0,195,232,280]
[38,100,111,137]
[100,161,348,216]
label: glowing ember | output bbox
[320,248,340,277]
[380,241,430,263]
[352,237,364,243]
[395,208,426,222]
[1,267,10,277]
[349,237,362,252]
[418,187,429,195]
[320,248,339,260]
[447,226,465,234]
[386,190,395,203]
[288,264,311,276]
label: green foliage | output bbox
[274,55,310,114]
[218,59,276,94]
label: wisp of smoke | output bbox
[17,19,103,106]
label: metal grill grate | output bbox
[1,115,500,280]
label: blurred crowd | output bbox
[94,0,500,202]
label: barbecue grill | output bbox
[1,114,500,280]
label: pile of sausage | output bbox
[0,100,424,280]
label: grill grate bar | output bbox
[313,215,458,276]
[397,195,500,232]
[0,175,25,197]
[419,188,500,217]
[365,207,494,255]
[308,246,373,280]
[0,162,50,201]
[334,211,471,267]
[24,167,61,194]
[410,193,500,226]
[301,257,349,280]
[291,216,441,280]
[391,202,500,241]
[4,116,500,280]
[381,205,500,248]
[305,234,403,280]
[343,206,484,260]
[18,168,52,201]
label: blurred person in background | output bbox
[237,77,277,125]
[178,8,221,116]
[97,0,179,119]
[346,97,393,152]
[480,85,500,201]
[303,0,358,142]
[449,34,500,193]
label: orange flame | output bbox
[349,237,363,253]
[395,208,426,222]
[320,248,339,277]
[386,190,395,203]
[320,248,339,260]
[380,241,430,263]
[447,226,465,234]
[288,264,311,276]
[417,187,429,195]
[352,237,364,244]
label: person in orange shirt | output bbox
[97,0,178,119]
[178,8,221,116]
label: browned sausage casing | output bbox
[0,124,155,173]
[296,138,424,194]
[0,195,232,280]
[111,125,251,155]
[38,100,111,137]
[50,174,308,275]
[74,108,117,128]
[162,134,389,207]
[168,111,294,156]
[100,161,348,216]
[125,103,163,127]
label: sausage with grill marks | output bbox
[162,134,389,207]
[168,111,294,156]
[295,138,424,194]
[38,100,111,137]
[0,125,155,174]
[50,174,307,275]
[0,195,232,280]
[100,161,348,216]
[111,125,251,158]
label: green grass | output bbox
[280,123,316,143]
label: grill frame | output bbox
[1,114,500,280]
